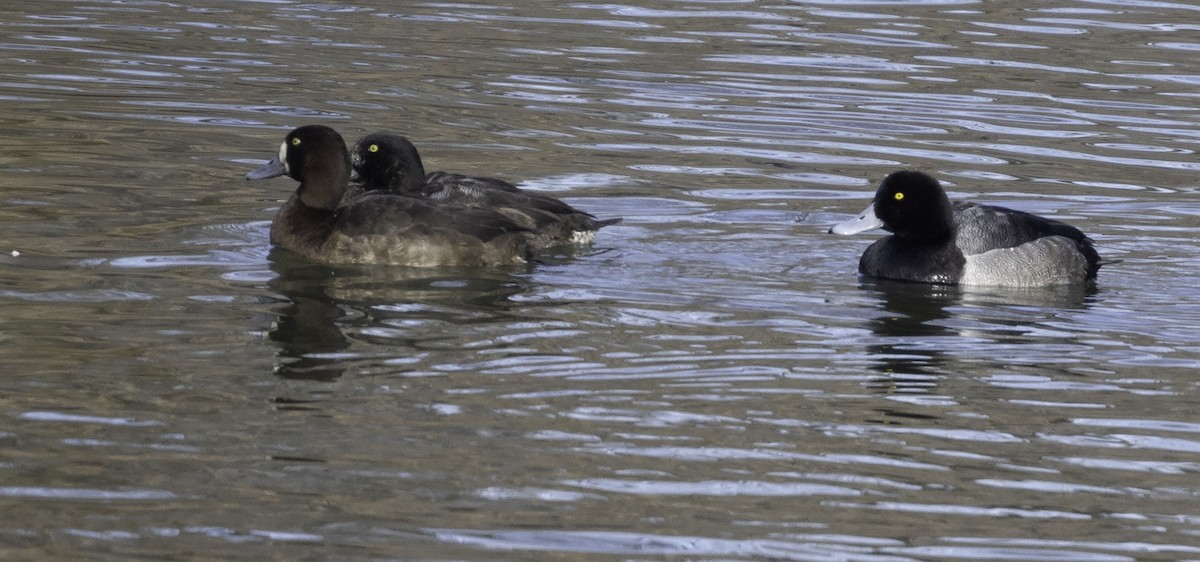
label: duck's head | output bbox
[246,125,351,210]
[349,133,427,193]
[830,170,953,242]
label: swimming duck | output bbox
[245,125,533,267]
[348,132,620,248]
[829,170,1102,286]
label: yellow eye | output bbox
[291,137,301,146]
[368,144,379,153]
[894,192,905,201]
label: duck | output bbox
[348,132,621,249]
[245,125,534,267]
[829,170,1103,287]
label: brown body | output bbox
[248,125,533,267]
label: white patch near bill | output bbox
[278,141,289,174]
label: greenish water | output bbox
[1,1,1199,560]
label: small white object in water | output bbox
[10,250,19,257]
[569,230,597,245]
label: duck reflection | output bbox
[860,279,1095,398]
[860,279,959,397]
[265,249,531,381]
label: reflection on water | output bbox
[863,279,1096,381]
[862,281,959,394]
[267,273,350,382]
[2,0,1200,560]
[858,279,1099,429]
[265,250,532,381]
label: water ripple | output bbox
[564,478,863,497]
[3,1,1200,560]
[429,528,919,560]
[17,411,163,426]
[0,487,175,501]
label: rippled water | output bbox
[2,1,1200,560]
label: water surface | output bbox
[1,1,1200,560]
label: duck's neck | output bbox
[394,167,425,193]
[900,221,953,243]
[895,201,955,243]
[299,173,346,210]
[276,153,349,250]
[271,194,337,250]
[375,158,425,194]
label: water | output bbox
[1,1,1199,560]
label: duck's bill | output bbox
[246,157,287,180]
[829,202,884,235]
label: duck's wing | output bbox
[424,171,523,196]
[954,202,1099,265]
[421,171,620,235]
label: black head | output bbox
[247,125,351,210]
[349,133,427,193]
[872,170,954,241]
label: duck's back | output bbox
[421,171,619,247]
[953,203,1092,254]
[424,171,522,196]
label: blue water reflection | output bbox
[2,0,1200,559]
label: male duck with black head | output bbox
[246,125,533,267]
[830,170,1104,287]
[348,132,620,249]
